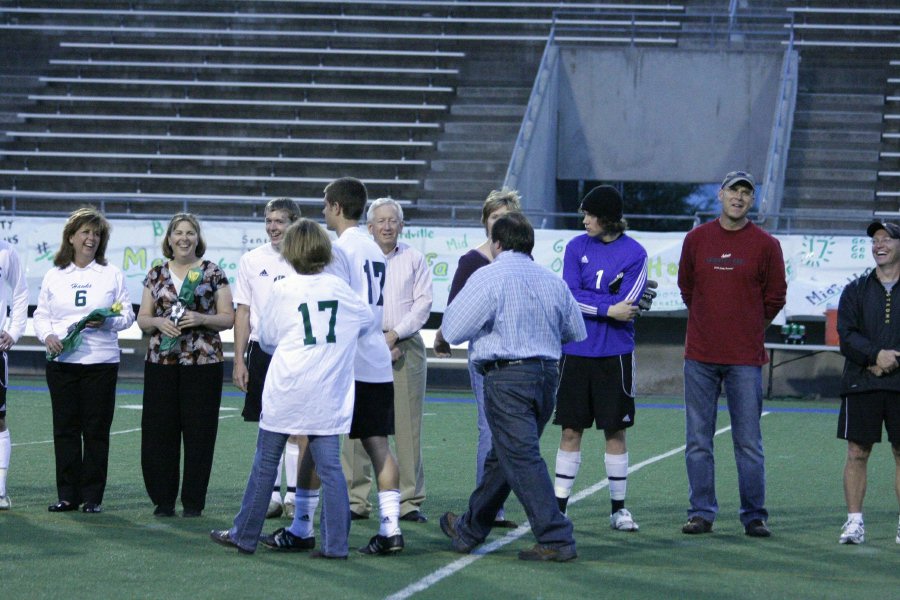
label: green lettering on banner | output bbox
[850,237,867,260]
[552,239,565,253]
[122,247,147,271]
[801,235,835,268]
[445,234,468,251]
[152,221,164,237]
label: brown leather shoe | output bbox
[682,516,714,534]
[517,543,577,562]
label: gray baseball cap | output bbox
[720,171,755,191]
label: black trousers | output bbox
[141,361,223,512]
[46,361,119,506]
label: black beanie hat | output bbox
[580,185,623,221]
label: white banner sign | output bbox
[0,216,873,318]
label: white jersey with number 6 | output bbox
[258,271,374,435]
[327,226,393,383]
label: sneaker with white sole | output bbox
[266,498,283,519]
[610,508,639,531]
[283,499,296,519]
[839,519,865,545]
[0,495,10,510]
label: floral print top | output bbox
[143,259,229,366]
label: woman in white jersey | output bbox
[210,218,372,558]
[34,207,135,513]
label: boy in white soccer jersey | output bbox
[211,219,373,558]
[0,239,28,510]
[322,177,405,555]
[232,198,306,519]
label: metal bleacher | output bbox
[0,0,684,221]
[777,3,900,228]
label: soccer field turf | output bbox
[2,378,899,599]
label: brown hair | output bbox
[265,197,302,222]
[280,218,332,274]
[324,177,368,221]
[161,213,206,259]
[54,206,111,268]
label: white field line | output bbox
[386,413,770,600]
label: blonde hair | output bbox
[481,188,522,226]
[280,219,332,274]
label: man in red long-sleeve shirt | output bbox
[677,170,786,538]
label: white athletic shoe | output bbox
[283,498,296,519]
[839,519,865,545]
[266,498,284,519]
[610,508,639,531]
[0,495,9,510]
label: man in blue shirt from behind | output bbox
[439,212,587,562]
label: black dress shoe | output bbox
[153,506,176,517]
[48,500,77,512]
[350,510,369,521]
[310,550,348,560]
[744,519,771,537]
[82,503,103,513]
[399,510,428,523]
[182,509,202,518]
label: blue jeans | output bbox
[230,429,349,556]
[467,358,492,486]
[684,359,767,526]
[455,360,575,551]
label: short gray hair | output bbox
[366,197,404,223]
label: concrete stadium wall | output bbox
[556,47,783,183]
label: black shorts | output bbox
[241,341,272,422]
[838,390,900,444]
[0,352,6,419]
[553,353,635,431]
[349,381,395,440]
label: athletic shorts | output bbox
[837,390,900,444]
[0,351,6,419]
[349,381,395,440]
[553,353,635,431]
[241,341,272,422]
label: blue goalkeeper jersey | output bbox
[561,232,648,358]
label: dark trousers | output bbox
[456,359,575,550]
[141,361,224,512]
[46,361,119,505]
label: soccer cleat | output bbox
[556,496,569,514]
[358,534,404,555]
[82,503,103,513]
[266,498,283,519]
[517,543,577,562]
[0,495,10,510]
[839,519,865,545]
[283,499,296,519]
[682,516,713,534]
[261,527,315,552]
[610,508,639,531]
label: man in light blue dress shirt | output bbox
[439,212,587,562]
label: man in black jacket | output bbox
[835,221,900,545]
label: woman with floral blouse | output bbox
[137,213,234,518]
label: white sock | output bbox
[288,488,319,539]
[605,452,629,503]
[0,430,9,497]
[284,440,299,503]
[271,452,284,501]
[848,512,863,523]
[378,489,401,537]
[554,449,581,499]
